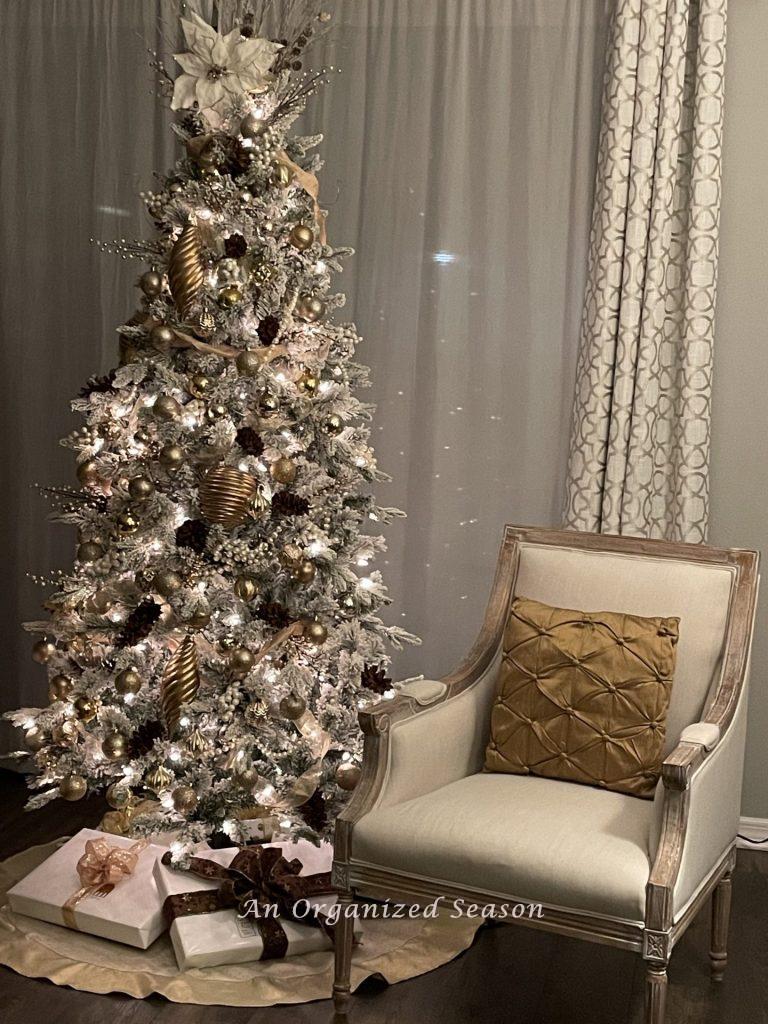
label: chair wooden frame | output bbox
[332,525,759,1024]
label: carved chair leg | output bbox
[333,890,355,1016]
[645,963,668,1024]
[710,870,733,982]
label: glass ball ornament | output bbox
[206,402,228,422]
[172,785,198,813]
[258,392,279,415]
[153,395,182,421]
[76,459,100,487]
[289,223,315,251]
[234,575,259,601]
[152,570,183,597]
[270,456,297,484]
[336,762,362,792]
[150,324,175,352]
[297,372,319,393]
[235,350,262,377]
[24,726,47,752]
[234,765,259,790]
[188,374,211,399]
[325,414,344,435]
[228,647,255,680]
[295,295,326,322]
[279,693,306,721]
[115,668,142,695]
[128,475,155,500]
[218,285,243,308]
[49,674,74,700]
[293,560,316,584]
[106,782,132,809]
[302,620,328,645]
[239,111,263,138]
[159,443,184,470]
[60,774,88,801]
[77,541,105,563]
[32,639,56,664]
[116,510,141,535]
[139,269,163,296]
[270,162,293,189]
[102,732,127,761]
[74,696,98,722]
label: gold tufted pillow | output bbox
[484,597,679,798]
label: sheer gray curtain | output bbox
[1,0,611,752]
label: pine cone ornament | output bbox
[79,371,116,397]
[299,790,328,833]
[271,492,310,517]
[176,518,210,555]
[127,719,165,758]
[116,599,162,648]
[255,601,292,630]
[235,426,265,456]
[361,663,392,695]
[258,315,280,346]
[224,233,248,258]
[180,111,206,137]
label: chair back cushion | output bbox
[485,596,679,797]
[513,543,736,752]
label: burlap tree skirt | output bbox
[0,839,481,1006]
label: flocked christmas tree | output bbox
[7,3,417,856]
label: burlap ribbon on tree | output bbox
[161,846,336,960]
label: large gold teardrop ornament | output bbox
[161,634,201,737]
[198,466,257,528]
[169,220,205,320]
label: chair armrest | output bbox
[333,646,502,865]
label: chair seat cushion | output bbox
[353,773,654,924]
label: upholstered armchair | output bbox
[332,526,759,1024]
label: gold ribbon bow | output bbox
[62,837,148,929]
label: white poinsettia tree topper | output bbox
[171,12,282,127]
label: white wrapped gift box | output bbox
[7,827,167,949]
[154,839,360,969]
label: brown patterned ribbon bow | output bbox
[62,837,148,929]
[161,846,336,960]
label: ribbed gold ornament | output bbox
[198,466,257,528]
[161,634,201,737]
[169,221,205,320]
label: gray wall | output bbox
[710,0,768,818]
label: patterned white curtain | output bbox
[564,0,727,543]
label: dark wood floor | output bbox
[0,767,766,1023]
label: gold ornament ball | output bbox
[302,620,328,645]
[293,559,316,584]
[336,762,362,792]
[186,609,212,629]
[279,693,306,721]
[159,443,184,470]
[218,285,243,308]
[206,402,228,422]
[116,510,140,535]
[259,393,279,415]
[188,374,211,399]
[153,395,182,421]
[228,648,255,679]
[150,324,175,352]
[296,296,326,322]
[153,570,183,597]
[24,726,47,752]
[289,223,315,251]
[77,541,104,563]
[234,765,259,789]
[74,696,97,722]
[271,162,293,188]
[106,782,132,809]
[128,475,155,500]
[102,732,127,761]
[172,785,198,813]
[325,414,344,435]
[236,350,262,376]
[60,774,88,801]
[32,639,56,664]
[298,372,319,393]
[76,459,100,487]
[139,269,163,296]
[52,720,79,745]
[115,668,142,695]
[270,456,297,485]
[234,576,259,601]
[239,111,263,138]
[50,674,74,700]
